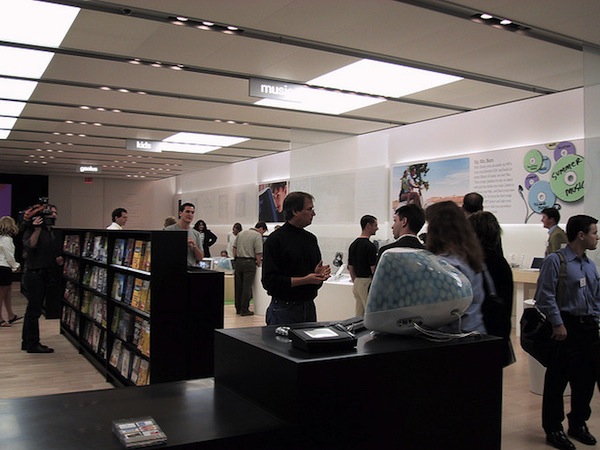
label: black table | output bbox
[1,380,290,449]
[215,326,504,449]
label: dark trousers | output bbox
[266,299,316,325]
[22,270,49,348]
[234,258,256,313]
[542,313,599,432]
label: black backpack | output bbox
[519,251,566,367]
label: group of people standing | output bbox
[348,191,600,450]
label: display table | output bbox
[224,273,234,302]
[513,268,539,336]
[215,326,504,449]
[253,269,356,321]
[0,380,291,450]
[315,276,355,321]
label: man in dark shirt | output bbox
[21,204,63,353]
[348,215,378,316]
[376,204,425,265]
[262,191,331,325]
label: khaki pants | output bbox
[352,277,372,316]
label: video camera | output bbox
[22,197,56,227]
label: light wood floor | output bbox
[2,284,600,450]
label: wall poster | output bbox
[258,180,288,223]
[390,140,585,224]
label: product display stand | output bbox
[60,228,224,386]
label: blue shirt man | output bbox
[535,214,600,450]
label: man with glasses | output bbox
[262,191,331,325]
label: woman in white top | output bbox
[226,222,242,258]
[0,216,21,326]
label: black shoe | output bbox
[235,310,241,315]
[568,425,597,445]
[547,431,576,450]
[26,344,54,354]
[22,343,50,351]
[240,310,255,316]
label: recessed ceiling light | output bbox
[500,19,512,25]
[480,13,493,20]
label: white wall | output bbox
[49,175,175,230]
[48,88,592,267]
[174,88,587,267]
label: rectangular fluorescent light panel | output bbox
[254,59,462,115]
[0,0,79,139]
[256,87,383,115]
[0,47,55,78]
[0,0,80,47]
[162,132,249,154]
[0,78,38,101]
[0,117,18,129]
[0,100,27,116]
[309,59,462,98]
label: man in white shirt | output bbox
[106,208,128,230]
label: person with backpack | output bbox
[535,215,600,450]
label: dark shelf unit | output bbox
[59,229,224,387]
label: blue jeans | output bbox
[266,299,316,325]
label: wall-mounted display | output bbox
[391,140,585,224]
[258,180,288,223]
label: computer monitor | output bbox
[531,257,544,269]
[364,248,473,335]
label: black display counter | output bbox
[1,325,504,449]
[215,326,504,449]
[0,380,290,450]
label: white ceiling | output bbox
[1,0,598,180]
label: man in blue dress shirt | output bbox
[536,215,600,450]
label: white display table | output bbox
[513,268,539,336]
[252,269,355,321]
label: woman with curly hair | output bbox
[425,201,486,334]
[193,219,218,258]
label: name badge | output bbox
[580,277,586,287]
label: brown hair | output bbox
[468,211,502,251]
[425,201,483,272]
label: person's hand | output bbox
[552,324,567,341]
[32,216,44,227]
[56,256,64,266]
[187,238,196,249]
[314,261,331,280]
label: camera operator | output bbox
[21,203,63,353]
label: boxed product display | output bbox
[112,416,166,448]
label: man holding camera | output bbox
[21,203,63,353]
